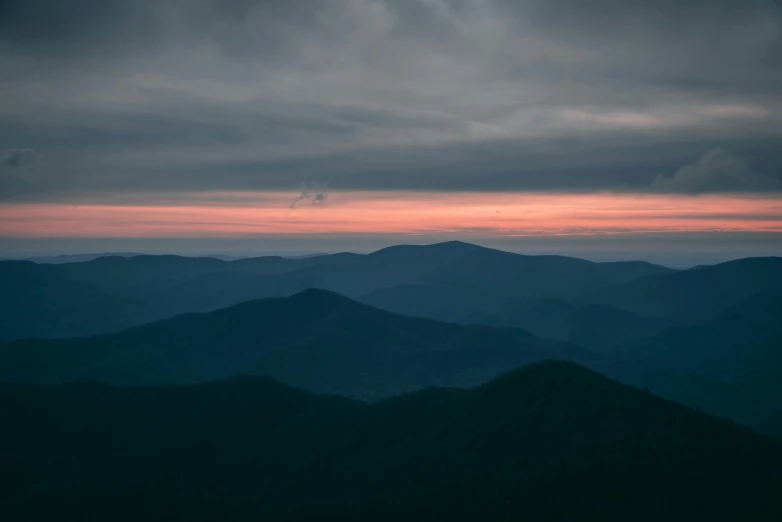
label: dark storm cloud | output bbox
[0,0,781,200]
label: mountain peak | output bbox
[289,287,353,302]
[223,288,361,317]
[478,360,605,392]
[369,240,482,257]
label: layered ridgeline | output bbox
[361,256,782,339]
[2,242,780,426]
[3,243,780,347]
[2,286,781,425]
[0,241,672,342]
[1,362,780,522]
[582,257,782,318]
[0,289,587,399]
[589,289,782,424]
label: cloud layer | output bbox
[0,0,781,200]
[652,149,782,193]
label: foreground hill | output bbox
[0,241,672,341]
[1,362,779,522]
[0,289,584,399]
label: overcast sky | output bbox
[1,0,781,262]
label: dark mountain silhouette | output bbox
[601,292,782,380]
[0,261,155,342]
[0,241,672,341]
[363,285,667,348]
[361,281,524,324]
[589,291,782,423]
[15,252,248,264]
[0,289,585,399]
[362,282,782,425]
[590,359,772,424]
[726,288,782,326]
[584,257,782,317]
[565,305,668,348]
[4,241,780,434]
[490,297,578,336]
[756,412,782,439]
[23,252,144,264]
[420,246,672,300]
[1,361,780,522]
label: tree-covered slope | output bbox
[1,362,779,522]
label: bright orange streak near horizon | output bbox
[1,192,781,238]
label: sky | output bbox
[1,0,781,265]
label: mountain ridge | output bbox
[0,241,676,342]
[0,289,586,399]
[584,256,782,317]
[1,360,780,521]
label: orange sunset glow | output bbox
[2,192,780,238]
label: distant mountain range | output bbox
[0,252,250,264]
[587,289,782,422]
[4,240,782,520]
[2,252,327,264]
[2,241,782,424]
[0,289,585,399]
[2,284,780,427]
[582,257,782,317]
[0,241,675,342]
[2,361,780,522]
[5,242,780,346]
[18,252,146,264]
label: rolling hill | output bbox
[584,257,782,318]
[362,285,669,348]
[588,291,782,423]
[1,362,780,522]
[0,289,586,399]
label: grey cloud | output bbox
[1,149,39,170]
[4,0,780,89]
[0,148,44,198]
[651,149,782,193]
[290,182,329,208]
[0,0,781,200]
